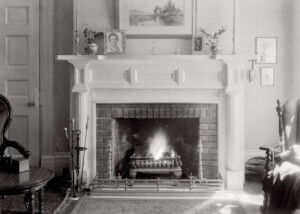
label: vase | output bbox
[210,43,222,55]
[84,43,98,55]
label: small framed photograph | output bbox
[260,67,274,86]
[104,29,126,55]
[192,34,205,55]
[255,37,277,64]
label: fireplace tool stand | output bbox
[64,118,88,198]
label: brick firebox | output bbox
[96,103,218,179]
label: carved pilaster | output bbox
[217,55,255,190]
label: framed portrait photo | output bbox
[255,37,277,64]
[192,34,205,55]
[260,67,274,87]
[117,0,193,36]
[104,29,126,55]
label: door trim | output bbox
[40,0,54,168]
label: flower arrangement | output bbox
[200,25,227,55]
[82,27,103,44]
[82,27,103,55]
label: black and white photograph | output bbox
[0,0,299,213]
[192,34,205,55]
[104,30,126,55]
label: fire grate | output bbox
[92,174,224,193]
[129,155,183,179]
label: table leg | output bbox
[29,192,35,214]
[24,193,30,212]
[38,188,44,214]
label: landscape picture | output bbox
[128,0,184,26]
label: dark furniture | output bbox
[260,99,300,213]
[0,94,53,213]
[0,166,54,214]
[0,93,30,159]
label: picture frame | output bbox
[104,29,126,55]
[260,67,274,86]
[255,37,277,64]
[117,0,193,36]
[192,34,205,55]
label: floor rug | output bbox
[0,176,68,214]
[0,190,65,214]
[71,196,246,214]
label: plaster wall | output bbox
[292,0,300,98]
[53,0,293,161]
[240,0,293,153]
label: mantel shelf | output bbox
[56,54,257,62]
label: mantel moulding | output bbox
[57,54,256,190]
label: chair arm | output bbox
[0,137,30,158]
[259,143,281,153]
[260,143,282,162]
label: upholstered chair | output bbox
[260,99,300,213]
[0,94,30,158]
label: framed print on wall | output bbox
[104,29,126,55]
[256,37,277,64]
[117,0,193,36]
[260,67,274,86]
[192,34,205,55]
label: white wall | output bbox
[240,0,293,153]
[292,0,300,98]
[75,0,234,55]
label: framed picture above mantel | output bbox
[117,0,193,36]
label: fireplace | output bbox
[57,54,256,190]
[96,103,218,180]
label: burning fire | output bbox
[148,129,175,160]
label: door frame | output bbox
[40,0,54,169]
[40,0,71,175]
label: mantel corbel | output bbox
[216,55,256,95]
[68,59,91,93]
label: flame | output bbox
[148,129,169,160]
[170,149,175,158]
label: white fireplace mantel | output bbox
[57,54,256,190]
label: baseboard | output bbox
[41,155,55,172]
[245,149,265,162]
[41,152,70,176]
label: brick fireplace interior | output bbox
[96,103,218,180]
